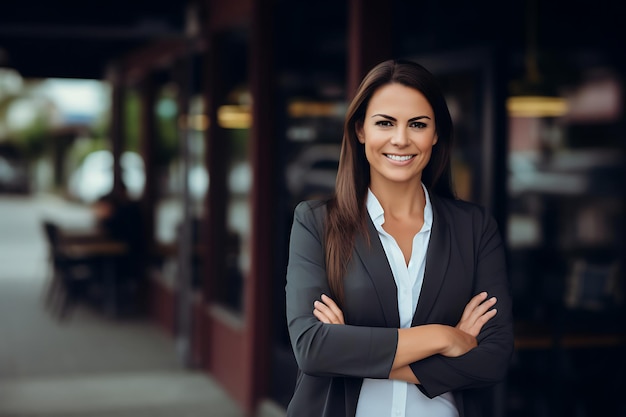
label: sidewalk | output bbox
[0,193,245,417]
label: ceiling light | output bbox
[507,0,568,118]
[507,95,568,118]
[217,105,251,129]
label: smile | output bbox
[384,154,415,162]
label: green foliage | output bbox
[123,87,180,167]
[227,127,250,161]
[12,113,50,158]
[155,91,180,167]
[124,90,140,153]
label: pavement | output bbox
[0,193,246,417]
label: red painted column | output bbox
[241,0,276,413]
[347,0,393,97]
[203,32,229,306]
[108,64,125,193]
[137,73,157,288]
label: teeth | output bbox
[386,154,414,161]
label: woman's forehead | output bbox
[366,83,433,117]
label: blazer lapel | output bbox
[354,216,400,328]
[412,195,451,325]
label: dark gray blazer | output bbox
[285,194,514,417]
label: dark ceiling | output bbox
[1,0,624,82]
[0,1,188,80]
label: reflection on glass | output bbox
[154,84,182,246]
[506,67,624,322]
[185,93,208,291]
[187,95,209,215]
[439,74,483,204]
[222,128,251,313]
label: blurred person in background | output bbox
[93,184,143,276]
[285,60,514,417]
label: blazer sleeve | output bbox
[286,201,399,379]
[410,208,515,398]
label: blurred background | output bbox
[0,0,624,416]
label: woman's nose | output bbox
[390,129,409,146]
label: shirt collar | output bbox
[366,183,433,231]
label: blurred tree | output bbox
[121,86,179,168]
[12,113,50,159]
[123,90,141,153]
[155,87,179,168]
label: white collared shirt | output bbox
[355,185,458,417]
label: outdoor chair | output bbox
[42,220,100,319]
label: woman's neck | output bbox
[369,178,425,218]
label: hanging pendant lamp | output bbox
[507,0,568,118]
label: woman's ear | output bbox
[433,134,438,145]
[356,121,365,144]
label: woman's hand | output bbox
[456,292,497,337]
[314,292,496,361]
[439,292,497,357]
[313,294,345,325]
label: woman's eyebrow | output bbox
[371,114,432,121]
[408,115,432,122]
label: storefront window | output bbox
[154,82,182,248]
[507,67,624,322]
[506,63,625,416]
[222,113,251,312]
[212,30,251,314]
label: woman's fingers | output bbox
[460,292,488,322]
[468,296,497,321]
[474,307,498,328]
[313,294,345,325]
[321,294,344,324]
[313,307,332,323]
[457,292,497,336]
[313,301,340,324]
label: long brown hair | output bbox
[325,59,455,306]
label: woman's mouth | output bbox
[384,154,415,162]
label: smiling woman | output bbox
[356,83,439,189]
[285,60,514,417]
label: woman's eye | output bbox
[375,120,393,127]
[410,122,427,129]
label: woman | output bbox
[285,59,513,417]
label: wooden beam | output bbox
[207,0,253,31]
[347,0,393,98]
[138,74,157,261]
[107,65,125,192]
[242,0,275,413]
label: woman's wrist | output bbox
[431,324,452,355]
[394,324,450,369]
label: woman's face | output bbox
[356,82,438,187]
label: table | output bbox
[57,237,129,318]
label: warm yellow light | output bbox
[507,96,569,118]
[288,101,345,118]
[217,105,251,129]
[190,114,209,131]
[179,114,210,131]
